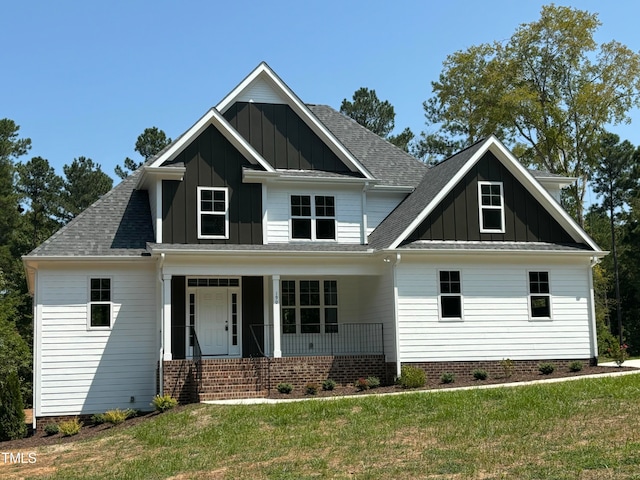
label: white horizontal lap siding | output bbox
[38,266,157,416]
[360,272,396,362]
[266,186,362,243]
[366,192,407,235]
[396,262,592,362]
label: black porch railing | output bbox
[171,325,203,390]
[249,323,384,357]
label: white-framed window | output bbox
[439,270,463,320]
[197,186,229,239]
[88,277,112,329]
[281,279,338,334]
[478,181,505,233]
[529,271,552,319]
[290,195,336,240]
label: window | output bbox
[89,278,111,328]
[478,182,505,233]
[290,195,336,240]
[197,187,228,239]
[529,272,551,318]
[439,271,462,319]
[281,279,338,334]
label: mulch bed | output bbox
[2,364,637,450]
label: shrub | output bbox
[151,394,178,412]
[606,343,629,366]
[103,408,129,425]
[398,365,426,389]
[277,383,293,394]
[499,358,514,378]
[44,423,59,436]
[305,383,319,395]
[538,362,555,375]
[440,372,455,384]
[366,376,381,389]
[355,378,369,391]
[91,413,105,425]
[59,418,82,437]
[322,379,336,391]
[569,361,583,372]
[473,369,488,380]
[0,370,27,441]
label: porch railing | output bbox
[249,323,384,357]
[171,325,203,391]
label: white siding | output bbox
[360,271,396,362]
[37,264,157,417]
[236,78,287,104]
[266,185,362,243]
[366,192,406,235]
[396,260,593,362]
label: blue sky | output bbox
[2,0,640,192]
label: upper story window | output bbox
[478,181,505,233]
[291,195,336,240]
[89,278,111,328]
[198,187,229,239]
[439,270,462,320]
[529,271,551,319]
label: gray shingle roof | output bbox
[26,171,154,257]
[398,240,591,252]
[149,243,372,253]
[367,138,487,250]
[307,104,428,187]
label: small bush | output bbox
[569,361,583,372]
[0,371,27,441]
[44,423,59,436]
[398,365,427,389]
[322,379,336,391]
[538,362,555,375]
[103,408,129,425]
[500,358,514,378]
[440,372,455,384]
[305,383,320,395]
[151,394,178,412]
[277,383,293,394]
[91,413,105,425]
[473,369,488,380]
[58,418,82,437]
[366,376,381,389]
[355,378,369,391]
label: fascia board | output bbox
[136,166,186,190]
[216,62,375,181]
[389,138,493,249]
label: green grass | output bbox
[8,374,640,479]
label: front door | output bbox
[197,289,229,356]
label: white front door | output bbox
[197,289,229,356]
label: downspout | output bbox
[588,256,600,364]
[392,253,402,378]
[158,253,166,395]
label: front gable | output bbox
[406,151,576,244]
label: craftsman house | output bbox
[23,63,604,427]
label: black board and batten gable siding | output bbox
[406,152,577,244]
[162,124,262,244]
[223,102,356,173]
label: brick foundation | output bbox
[34,414,96,432]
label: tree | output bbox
[341,88,414,152]
[115,127,172,179]
[0,371,27,441]
[419,5,640,224]
[16,157,64,249]
[591,133,637,344]
[61,157,113,222]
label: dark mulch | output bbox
[2,364,636,450]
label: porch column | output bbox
[272,275,282,357]
[162,274,172,361]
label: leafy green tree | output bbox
[61,157,113,221]
[0,370,27,440]
[418,5,640,224]
[341,88,414,152]
[115,126,172,179]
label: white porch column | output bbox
[272,275,282,358]
[162,274,173,361]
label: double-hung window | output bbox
[197,186,229,239]
[281,279,338,334]
[291,195,336,240]
[529,271,551,318]
[89,278,111,328]
[478,181,505,233]
[439,270,462,319]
